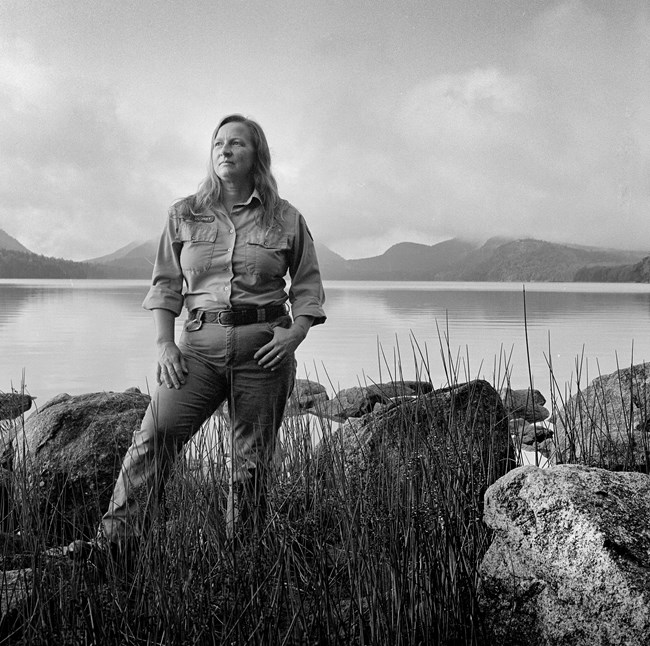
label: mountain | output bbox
[2,229,649,282]
[85,241,146,264]
[458,239,648,282]
[315,237,648,282]
[0,230,154,279]
[574,255,650,282]
[314,242,350,279]
[85,239,159,278]
[0,249,104,279]
[344,239,477,280]
[0,229,32,254]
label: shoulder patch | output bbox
[186,213,215,223]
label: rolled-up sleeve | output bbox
[288,213,326,326]
[142,216,185,315]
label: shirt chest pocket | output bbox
[244,232,291,277]
[178,221,218,273]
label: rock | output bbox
[509,418,553,446]
[315,382,420,421]
[12,390,150,543]
[500,387,549,422]
[552,362,650,471]
[370,382,418,398]
[313,380,514,641]
[333,385,389,418]
[308,398,348,422]
[0,393,33,421]
[519,422,554,446]
[318,379,515,507]
[299,391,329,413]
[40,393,72,410]
[286,379,329,413]
[398,380,434,395]
[479,465,650,646]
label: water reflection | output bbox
[298,282,650,393]
[2,280,650,405]
[322,281,650,322]
[0,281,150,328]
[0,281,155,402]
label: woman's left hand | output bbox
[255,318,311,370]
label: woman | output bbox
[73,114,325,558]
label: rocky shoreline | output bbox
[2,364,650,644]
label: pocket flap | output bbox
[179,221,217,243]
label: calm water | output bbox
[2,279,650,405]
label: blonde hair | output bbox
[175,114,281,228]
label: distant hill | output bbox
[314,242,349,279]
[344,239,477,280]
[574,255,650,282]
[0,249,107,279]
[458,239,647,282]
[2,229,649,282]
[86,241,145,265]
[0,229,32,254]
[315,237,649,282]
[85,239,159,278]
[0,230,153,279]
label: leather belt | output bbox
[189,305,287,327]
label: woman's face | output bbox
[212,122,256,184]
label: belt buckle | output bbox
[216,310,233,326]
[186,313,203,332]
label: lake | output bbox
[2,279,650,406]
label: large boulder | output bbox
[552,362,650,471]
[311,380,514,641]
[479,465,650,646]
[12,390,150,543]
[318,379,515,508]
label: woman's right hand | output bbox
[156,341,189,389]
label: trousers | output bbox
[101,314,296,543]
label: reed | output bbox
[0,335,641,645]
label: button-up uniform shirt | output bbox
[142,191,326,325]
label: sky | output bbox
[1,0,649,261]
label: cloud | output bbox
[314,2,649,254]
[0,38,202,259]
[289,63,540,254]
[1,1,649,262]
[516,1,650,246]
[285,1,649,258]
[399,67,527,148]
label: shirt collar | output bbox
[243,189,262,207]
[214,189,262,213]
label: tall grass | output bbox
[2,333,611,646]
